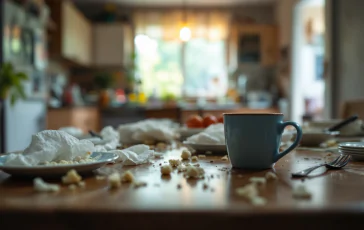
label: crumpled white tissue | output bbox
[185,123,225,145]
[4,130,95,166]
[118,119,178,144]
[88,126,120,150]
[111,144,153,165]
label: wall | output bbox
[332,0,364,118]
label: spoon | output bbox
[324,115,358,132]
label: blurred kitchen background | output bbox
[1,0,364,152]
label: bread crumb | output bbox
[185,166,205,179]
[68,184,77,191]
[62,169,82,184]
[154,152,164,159]
[221,155,229,161]
[33,177,60,193]
[198,155,206,158]
[143,140,155,145]
[236,183,258,199]
[177,184,182,189]
[156,142,167,150]
[249,177,267,185]
[184,162,191,166]
[203,182,209,190]
[193,163,200,167]
[161,165,173,175]
[326,153,332,157]
[96,175,105,180]
[121,171,134,183]
[181,149,191,160]
[169,159,182,167]
[251,196,267,206]
[265,172,278,180]
[292,185,312,199]
[78,181,86,188]
[108,172,121,188]
[133,181,147,188]
[177,165,187,172]
[205,151,212,154]
[191,156,199,162]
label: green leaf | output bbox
[10,93,18,106]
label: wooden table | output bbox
[1,149,364,230]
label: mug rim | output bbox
[223,113,283,116]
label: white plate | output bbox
[338,147,364,154]
[0,152,118,177]
[183,142,227,153]
[179,128,204,139]
[339,142,364,149]
[339,150,364,161]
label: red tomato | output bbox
[203,115,218,127]
[217,115,224,123]
[186,115,204,128]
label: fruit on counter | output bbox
[203,114,218,128]
[186,115,204,128]
[218,115,224,123]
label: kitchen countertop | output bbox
[0,149,363,229]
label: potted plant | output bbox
[0,62,28,106]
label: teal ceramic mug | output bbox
[224,113,302,169]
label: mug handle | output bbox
[274,121,302,162]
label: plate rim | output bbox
[0,152,118,170]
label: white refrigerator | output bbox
[2,1,48,152]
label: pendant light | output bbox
[179,0,191,42]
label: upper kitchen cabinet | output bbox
[93,23,133,67]
[230,24,278,68]
[46,0,92,66]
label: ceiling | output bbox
[75,0,276,7]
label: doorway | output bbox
[291,0,326,123]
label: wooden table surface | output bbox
[1,148,364,230]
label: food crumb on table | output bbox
[133,181,147,188]
[181,149,191,160]
[191,156,199,162]
[221,155,229,161]
[265,172,278,180]
[108,172,121,189]
[185,166,205,179]
[292,185,312,199]
[198,155,206,158]
[33,177,60,193]
[177,165,187,172]
[62,169,82,184]
[249,177,267,185]
[169,159,182,167]
[121,171,134,183]
[161,165,173,175]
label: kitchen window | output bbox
[134,10,230,99]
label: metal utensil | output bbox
[291,154,351,177]
[325,115,358,132]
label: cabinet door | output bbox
[261,26,279,66]
[62,0,79,62]
[75,12,92,65]
[93,24,124,66]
